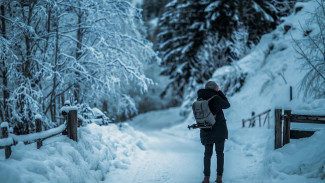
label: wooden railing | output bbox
[0,107,78,159]
[274,109,325,149]
[242,109,271,128]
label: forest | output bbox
[0,0,324,159]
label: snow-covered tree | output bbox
[0,0,157,133]
[157,0,211,97]
[295,0,325,98]
[157,0,297,98]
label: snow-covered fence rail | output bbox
[0,107,78,159]
[274,109,325,149]
[0,122,67,159]
[242,109,271,128]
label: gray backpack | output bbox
[191,95,217,129]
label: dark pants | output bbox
[203,139,225,176]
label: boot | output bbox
[215,175,222,183]
[202,176,210,183]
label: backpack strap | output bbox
[207,95,217,118]
[207,95,217,102]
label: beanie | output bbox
[205,81,218,90]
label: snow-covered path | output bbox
[105,131,203,183]
[105,107,272,183]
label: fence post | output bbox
[268,111,270,129]
[251,111,255,127]
[290,86,293,101]
[1,122,12,159]
[283,110,291,146]
[274,109,283,149]
[36,119,43,149]
[67,110,78,142]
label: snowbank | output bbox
[0,123,147,183]
[265,130,325,183]
[0,137,13,147]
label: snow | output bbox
[91,107,104,116]
[35,114,42,120]
[130,0,143,7]
[0,137,13,147]
[265,130,325,183]
[0,123,147,182]
[10,124,66,143]
[64,100,71,106]
[148,18,159,28]
[107,108,274,183]
[0,122,9,129]
[60,106,78,114]
[205,1,220,12]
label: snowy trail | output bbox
[105,108,272,183]
[105,131,203,183]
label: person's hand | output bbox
[217,85,220,91]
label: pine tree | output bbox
[158,0,212,97]
[157,0,297,98]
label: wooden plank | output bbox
[274,109,283,149]
[290,114,325,124]
[283,110,291,146]
[244,109,271,122]
[290,130,315,139]
[22,131,64,145]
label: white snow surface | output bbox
[1,122,9,128]
[0,137,13,147]
[35,114,42,120]
[61,106,78,113]
[0,123,147,183]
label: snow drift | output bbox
[0,123,146,183]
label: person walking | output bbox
[199,81,230,183]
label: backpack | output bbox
[189,95,217,129]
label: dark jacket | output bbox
[197,89,230,145]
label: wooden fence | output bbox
[0,108,78,159]
[274,109,325,149]
[242,109,271,128]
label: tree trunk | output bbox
[0,4,10,122]
[50,10,59,122]
[73,11,84,103]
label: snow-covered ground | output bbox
[108,106,325,183]
[106,107,274,183]
[0,106,324,183]
[0,124,147,183]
